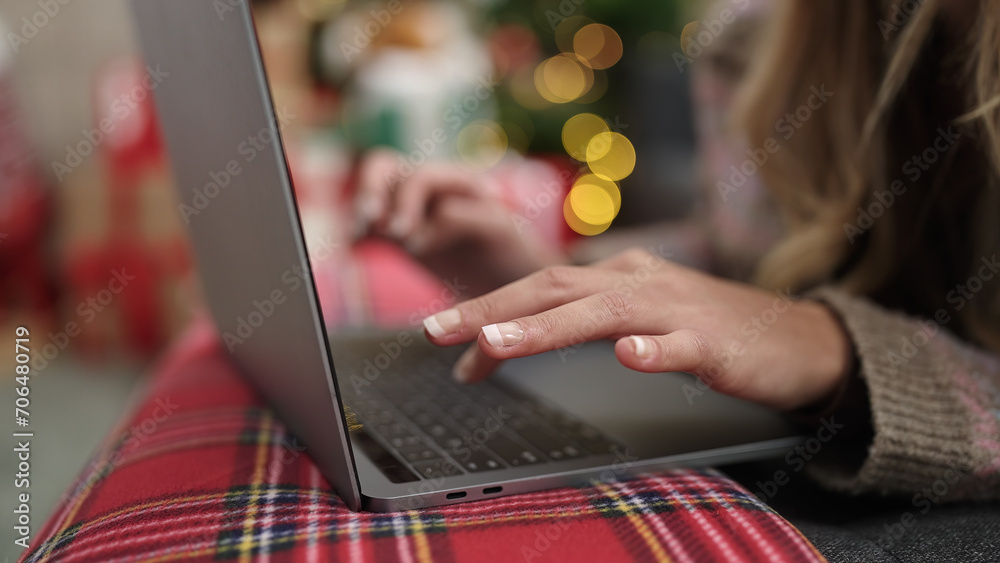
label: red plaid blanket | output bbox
[22,322,825,562]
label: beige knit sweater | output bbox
[683,1,1000,502]
[807,287,1000,500]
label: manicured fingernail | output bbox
[630,336,653,359]
[452,348,476,383]
[482,322,523,347]
[423,308,461,337]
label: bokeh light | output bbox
[554,16,594,53]
[573,24,623,70]
[563,174,621,236]
[561,113,609,161]
[534,53,594,104]
[586,132,636,181]
[575,68,608,104]
[680,21,700,57]
[297,0,345,22]
[510,67,551,109]
[563,194,610,236]
[574,174,621,219]
[456,120,508,172]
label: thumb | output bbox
[614,330,736,394]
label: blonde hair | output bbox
[737,0,1000,348]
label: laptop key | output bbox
[517,425,577,461]
[454,448,503,473]
[396,445,442,463]
[411,459,464,480]
[482,433,543,467]
[389,435,423,449]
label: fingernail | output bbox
[452,348,476,383]
[629,336,653,359]
[482,322,523,347]
[388,216,408,238]
[423,308,461,337]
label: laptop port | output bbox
[483,486,503,494]
[446,491,467,499]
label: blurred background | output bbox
[0,0,771,557]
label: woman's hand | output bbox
[354,149,565,295]
[420,247,852,412]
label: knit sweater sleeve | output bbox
[806,287,1000,500]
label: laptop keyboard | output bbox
[337,348,622,483]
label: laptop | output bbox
[131,0,802,511]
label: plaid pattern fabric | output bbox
[22,322,825,563]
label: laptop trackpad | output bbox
[494,341,797,460]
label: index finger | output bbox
[355,149,402,229]
[420,266,620,345]
[388,164,495,238]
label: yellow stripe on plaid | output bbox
[31,488,754,559]
[237,412,274,563]
[406,510,435,563]
[32,408,269,563]
[594,482,673,563]
[36,496,773,562]
[30,485,753,559]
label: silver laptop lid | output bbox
[131,0,362,509]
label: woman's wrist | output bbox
[793,300,858,416]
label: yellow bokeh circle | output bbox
[585,132,636,181]
[574,174,621,218]
[561,113,609,162]
[563,174,621,236]
[680,21,700,57]
[534,53,593,104]
[456,120,508,172]
[573,24,623,70]
[563,194,611,236]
